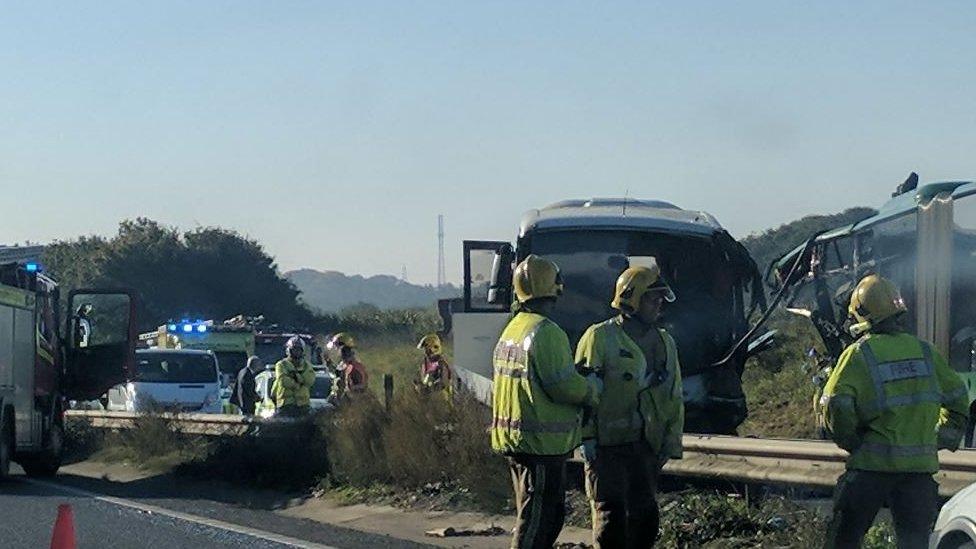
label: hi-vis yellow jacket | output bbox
[821,332,969,473]
[576,317,683,459]
[491,312,600,456]
[272,357,316,408]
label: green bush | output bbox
[740,365,819,438]
[740,310,824,438]
[659,491,828,548]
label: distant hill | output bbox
[741,207,877,274]
[286,269,460,313]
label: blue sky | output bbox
[1,2,973,284]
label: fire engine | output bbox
[0,261,135,477]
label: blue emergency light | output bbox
[25,263,39,273]
[182,324,193,333]
[168,324,177,332]
[196,324,207,333]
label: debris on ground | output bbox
[424,525,506,537]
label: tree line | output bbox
[44,218,320,332]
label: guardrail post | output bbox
[384,374,394,412]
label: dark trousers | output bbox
[508,454,568,549]
[585,442,660,548]
[825,470,940,549]
[277,404,309,417]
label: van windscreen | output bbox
[136,353,217,384]
[311,376,332,398]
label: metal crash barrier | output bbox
[64,410,314,439]
[671,435,976,497]
[65,412,976,497]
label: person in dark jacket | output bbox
[232,356,263,415]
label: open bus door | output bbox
[63,289,138,402]
[450,241,513,402]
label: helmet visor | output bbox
[649,279,676,303]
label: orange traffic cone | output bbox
[50,504,77,549]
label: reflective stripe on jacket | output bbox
[821,332,969,473]
[490,312,600,456]
[273,358,316,408]
[576,318,684,458]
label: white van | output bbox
[107,349,222,413]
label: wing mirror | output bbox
[487,244,514,305]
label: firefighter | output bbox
[74,303,93,348]
[491,254,602,549]
[576,263,683,548]
[272,336,316,417]
[327,332,368,398]
[416,333,453,395]
[820,274,970,548]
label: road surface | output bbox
[0,467,433,549]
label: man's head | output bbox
[247,355,264,372]
[612,263,676,325]
[512,255,563,314]
[848,274,907,336]
[285,336,305,360]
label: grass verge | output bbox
[68,332,901,548]
[740,364,819,439]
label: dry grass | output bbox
[177,416,328,490]
[92,413,211,472]
[324,337,511,505]
[324,394,389,486]
[324,382,510,510]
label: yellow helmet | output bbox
[327,332,356,350]
[513,255,563,303]
[417,333,442,355]
[611,264,676,313]
[848,274,907,334]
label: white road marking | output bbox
[22,478,339,549]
